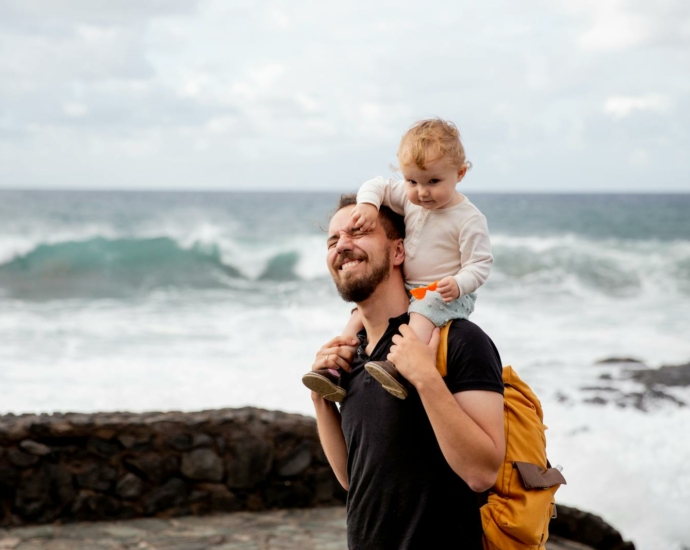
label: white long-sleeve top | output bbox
[357,177,493,296]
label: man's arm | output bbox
[387,325,504,492]
[310,336,356,490]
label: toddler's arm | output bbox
[356,176,408,215]
[454,214,493,297]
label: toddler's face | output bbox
[401,156,466,211]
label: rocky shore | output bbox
[0,407,635,549]
[580,358,690,411]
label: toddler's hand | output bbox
[350,204,378,232]
[437,276,460,302]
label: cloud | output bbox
[0,0,687,192]
[564,0,690,51]
[604,94,672,119]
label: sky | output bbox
[0,0,688,192]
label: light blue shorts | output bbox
[407,287,476,327]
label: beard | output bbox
[333,247,391,303]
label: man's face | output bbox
[326,205,392,303]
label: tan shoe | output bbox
[302,368,347,402]
[364,360,408,399]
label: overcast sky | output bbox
[0,0,688,192]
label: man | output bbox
[310,194,505,549]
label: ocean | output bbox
[1,190,689,549]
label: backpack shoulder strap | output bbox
[435,321,453,377]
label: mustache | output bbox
[334,251,365,269]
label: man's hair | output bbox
[336,193,405,240]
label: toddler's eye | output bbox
[429,179,440,184]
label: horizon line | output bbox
[1,187,689,195]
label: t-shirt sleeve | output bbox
[444,320,504,395]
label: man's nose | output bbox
[335,234,354,253]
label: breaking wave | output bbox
[0,232,688,300]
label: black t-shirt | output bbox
[339,314,504,550]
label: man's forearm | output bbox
[312,394,349,490]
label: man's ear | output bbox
[392,238,405,267]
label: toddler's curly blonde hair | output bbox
[397,118,471,170]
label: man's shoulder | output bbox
[444,319,504,394]
[446,318,493,344]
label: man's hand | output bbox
[387,324,441,388]
[312,335,358,373]
[437,276,460,302]
[350,203,379,232]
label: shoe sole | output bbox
[301,372,347,403]
[364,363,408,399]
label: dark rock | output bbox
[142,478,189,515]
[0,465,18,489]
[550,504,636,550]
[13,464,73,520]
[628,362,690,388]
[125,453,179,484]
[19,440,51,456]
[264,480,312,508]
[75,463,118,492]
[181,449,223,481]
[192,433,214,448]
[276,441,313,477]
[16,466,50,503]
[86,437,120,458]
[166,433,193,451]
[116,502,142,519]
[48,464,75,510]
[595,357,645,365]
[118,434,151,450]
[226,438,273,489]
[193,483,241,513]
[584,397,608,406]
[555,392,570,403]
[8,448,40,468]
[28,422,52,439]
[215,436,227,455]
[244,492,264,511]
[115,473,144,500]
[71,490,120,520]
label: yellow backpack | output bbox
[436,322,567,550]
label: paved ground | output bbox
[0,507,593,550]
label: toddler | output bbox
[303,118,492,401]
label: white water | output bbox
[1,192,689,549]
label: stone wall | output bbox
[0,408,346,527]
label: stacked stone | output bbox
[0,407,346,527]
